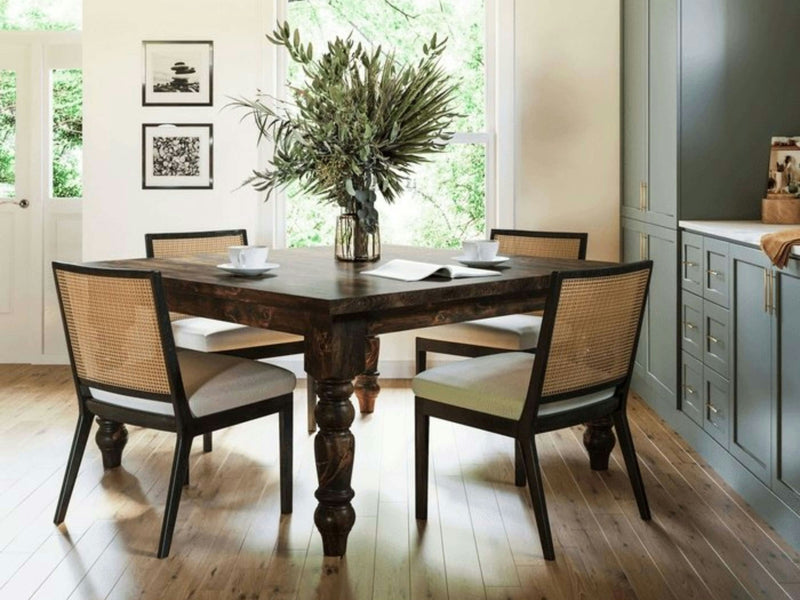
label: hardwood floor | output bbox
[0,365,798,600]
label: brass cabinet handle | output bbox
[707,334,719,344]
[640,233,648,261]
[706,402,719,414]
[639,182,645,211]
[707,269,721,278]
[764,269,769,313]
[768,269,775,315]
[683,385,696,395]
[684,321,697,330]
[642,182,648,211]
[682,260,698,267]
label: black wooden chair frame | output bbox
[414,261,653,561]
[52,262,293,558]
[415,229,589,373]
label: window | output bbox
[51,68,82,198]
[0,70,15,197]
[281,0,494,249]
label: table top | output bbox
[94,245,611,334]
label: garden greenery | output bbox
[232,21,459,233]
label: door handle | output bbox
[0,198,28,208]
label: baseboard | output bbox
[632,380,800,552]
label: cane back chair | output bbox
[413,261,652,560]
[145,229,318,434]
[52,262,296,557]
[415,229,588,373]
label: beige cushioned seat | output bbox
[417,314,543,351]
[91,349,296,417]
[412,352,614,421]
[171,317,303,353]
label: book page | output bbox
[362,259,501,282]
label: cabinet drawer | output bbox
[704,367,729,448]
[681,231,703,295]
[681,352,704,426]
[703,300,730,378]
[703,237,730,307]
[681,291,703,359]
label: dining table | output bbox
[91,244,618,557]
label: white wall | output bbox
[82,0,269,261]
[515,0,620,262]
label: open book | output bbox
[361,259,502,282]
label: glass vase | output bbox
[335,213,380,262]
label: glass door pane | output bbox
[0,69,16,198]
[51,68,82,198]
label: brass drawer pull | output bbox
[682,260,698,267]
[684,385,696,395]
[707,334,719,344]
[684,321,697,330]
[706,402,719,414]
[707,269,722,278]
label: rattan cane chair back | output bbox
[526,263,651,420]
[146,229,246,259]
[491,229,587,260]
[54,265,173,397]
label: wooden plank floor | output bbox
[0,364,799,600]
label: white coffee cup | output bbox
[462,239,499,261]
[228,245,269,268]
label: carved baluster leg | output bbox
[307,321,366,556]
[354,336,380,414]
[583,416,615,471]
[95,418,128,469]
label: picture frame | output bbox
[142,123,213,189]
[767,136,800,197]
[142,41,213,106]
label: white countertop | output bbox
[679,220,800,255]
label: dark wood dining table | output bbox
[92,244,617,557]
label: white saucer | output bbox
[453,255,510,267]
[217,262,279,277]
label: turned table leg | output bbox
[354,336,380,414]
[95,418,128,469]
[583,417,615,471]
[313,378,357,556]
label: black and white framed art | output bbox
[142,41,213,106]
[142,123,213,189]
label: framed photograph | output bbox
[142,123,213,189]
[767,136,800,197]
[142,41,213,106]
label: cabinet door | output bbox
[703,237,730,308]
[774,264,800,512]
[681,231,703,295]
[622,218,648,375]
[704,367,730,448]
[730,244,772,483]
[681,351,704,426]
[703,300,730,379]
[681,290,702,359]
[643,223,678,402]
[621,0,648,219]
[646,0,678,227]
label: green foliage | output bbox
[0,70,15,195]
[232,21,460,233]
[0,0,80,30]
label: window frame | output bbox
[258,0,515,248]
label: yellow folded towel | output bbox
[760,229,800,269]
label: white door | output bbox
[0,33,82,363]
[0,43,34,362]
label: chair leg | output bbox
[520,436,555,560]
[514,441,526,487]
[415,345,427,374]
[307,375,316,433]
[54,411,93,525]
[158,435,192,559]
[415,400,430,520]
[203,432,212,452]
[613,411,651,520]
[279,401,293,514]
